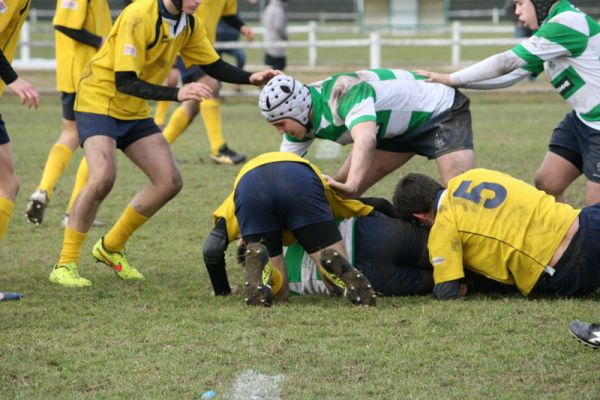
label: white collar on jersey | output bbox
[162,11,188,38]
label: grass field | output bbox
[1,82,599,398]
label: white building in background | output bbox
[359,0,448,28]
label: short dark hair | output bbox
[393,173,443,221]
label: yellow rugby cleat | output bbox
[91,238,145,281]
[49,262,92,288]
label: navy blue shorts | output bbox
[234,162,335,237]
[375,90,474,159]
[549,111,600,183]
[0,115,9,145]
[353,213,433,296]
[61,92,76,121]
[536,202,600,296]
[175,56,207,84]
[75,112,160,150]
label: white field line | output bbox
[230,369,285,400]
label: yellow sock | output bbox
[0,197,15,241]
[65,157,88,214]
[58,226,87,265]
[103,205,149,252]
[162,106,191,144]
[270,263,284,295]
[154,100,171,127]
[200,98,225,154]
[38,143,73,197]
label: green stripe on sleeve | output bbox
[511,45,545,74]
[537,22,588,57]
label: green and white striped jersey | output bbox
[512,0,600,129]
[280,68,456,155]
[283,218,355,295]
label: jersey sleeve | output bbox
[511,15,587,75]
[337,83,377,131]
[53,0,88,29]
[428,212,466,284]
[113,10,149,75]
[280,135,313,156]
[179,17,220,67]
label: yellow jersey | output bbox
[53,0,112,93]
[74,0,219,119]
[429,168,580,295]
[0,0,30,94]
[213,152,374,243]
[195,0,237,44]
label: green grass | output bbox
[0,90,597,399]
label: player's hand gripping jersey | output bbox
[280,68,456,155]
[429,168,579,295]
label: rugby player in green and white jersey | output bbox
[258,69,476,197]
[418,0,600,205]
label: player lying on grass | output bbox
[204,154,517,303]
[393,168,600,300]
[236,212,519,298]
[48,0,279,288]
[416,0,600,205]
[258,69,475,198]
[203,152,377,306]
[207,202,520,301]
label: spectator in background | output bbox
[216,16,246,70]
[216,16,246,92]
[262,0,288,70]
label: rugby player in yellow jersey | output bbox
[203,152,377,306]
[48,0,279,288]
[159,0,254,165]
[25,0,112,227]
[0,0,39,300]
[393,168,600,299]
